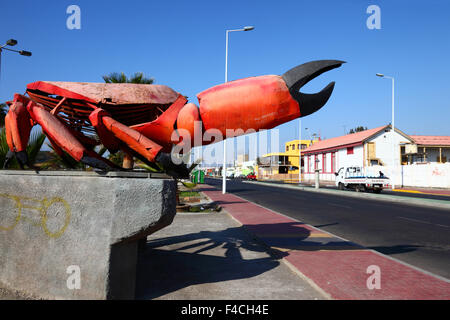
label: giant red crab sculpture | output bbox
[3,60,344,178]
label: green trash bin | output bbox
[191,170,199,184]
[199,170,205,184]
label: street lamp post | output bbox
[0,39,32,82]
[222,26,254,194]
[376,73,395,190]
[298,118,302,184]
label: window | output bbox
[286,146,289,152]
[347,147,354,155]
[331,152,336,173]
[323,154,326,173]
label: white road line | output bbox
[328,203,351,209]
[397,216,450,229]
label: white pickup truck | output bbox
[334,166,390,193]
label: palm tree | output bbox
[40,144,109,170]
[102,72,154,84]
[0,103,8,128]
[39,143,86,170]
[1,127,46,169]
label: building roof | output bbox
[410,135,450,146]
[302,125,390,154]
[262,152,292,157]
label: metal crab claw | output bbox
[282,60,345,117]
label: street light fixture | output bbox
[6,39,17,46]
[222,26,255,194]
[299,118,302,184]
[19,50,32,56]
[376,73,396,190]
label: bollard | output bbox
[315,169,320,189]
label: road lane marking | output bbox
[255,233,334,238]
[397,216,450,229]
[328,203,352,209]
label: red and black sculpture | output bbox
[3,60,344,177]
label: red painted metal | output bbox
[131,95,187,151]
[27,101,87,161]
[89,109,121,153]
[101,115,163,163]
[4,94,34,152]
[198,75,300,137]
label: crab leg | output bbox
[3,94,35,168]
[90,108,163,163]
[89,108,190,177]
[26,101,116,170]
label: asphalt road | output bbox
[254,179,450,201]
[205,178,450,279]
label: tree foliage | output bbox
[0,103,8,128]
[0,128,46,169]
[349,126,368,134]
[102,72,154,84]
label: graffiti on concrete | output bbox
[432,167,444,176]
[0,193,71,238]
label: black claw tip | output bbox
[3,150,15,169]
[156,152,190,179]
[15,151,29,169]
[81,156,112,171]
[282,60,345,117]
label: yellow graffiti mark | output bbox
[0,193,71,238]
[0,194,22,231]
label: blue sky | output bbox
[1,0,449,163]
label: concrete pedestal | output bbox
[0,170,176,299]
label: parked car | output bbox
[246,173,257,180]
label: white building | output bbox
[302,125,450,188]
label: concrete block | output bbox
[0,170,176,299]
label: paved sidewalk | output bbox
[136,211,326,300]
[200,185,450,300]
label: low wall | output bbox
[302,163,450,189]
[375,163,450,189]
[0,170,176,299]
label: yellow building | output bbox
[257,139,318,181]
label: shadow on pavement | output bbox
[135,226,283,299]
[135,219,386,299]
